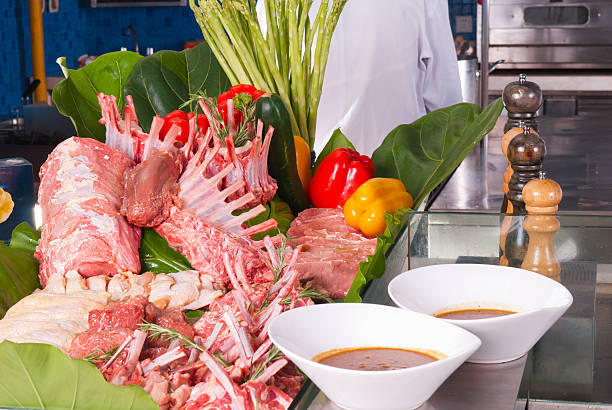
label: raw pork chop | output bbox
[36,137,141,286]
[287,208,378,298]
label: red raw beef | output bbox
[89,296,147,331]
[69,327,133,359]
[287,208,378,298]
[35,137,141,285]
[145,303,195,344]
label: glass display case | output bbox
[292,211,612,409]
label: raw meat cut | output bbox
[155,206,274,288]
[287,208,378,298]
[121,150,184,227]
[35,137,141,285]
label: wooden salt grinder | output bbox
[503,73,543,133]
[521,173,563,281]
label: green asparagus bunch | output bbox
[190,0,349,149]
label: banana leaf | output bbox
[372,98,504,207]
[124,42,231,132]
[235,197,295,241]
[0,243,40,319]
[0,341,157,410]
[9,222,40,255]
[52,52,142,141]
[139,228,193,274]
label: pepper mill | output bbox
[507,124,546,215]
[521,173,562,281]
[503,73,543,133]
[500,124,539,214]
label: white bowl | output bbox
[268,303,481,410]
[388,264,573,364]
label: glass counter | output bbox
[293,211,612,409]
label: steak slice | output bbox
[35,137,141,286]
[121,150,184,227]
[69,327,133,359]
[89,296,147,331]
[287,208,377,298]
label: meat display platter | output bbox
[288,220,410,409]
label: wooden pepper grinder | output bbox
[502,73,543,133]
[500,123,539,214]
[507,124,546,215]
[521,173,563,281]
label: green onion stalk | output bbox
[190,0,348,150]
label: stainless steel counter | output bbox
[431,115,612,212]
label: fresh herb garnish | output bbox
[83,347,118,365]
[212,352,230,368]
[281,284,333,304]
[244,345,283,383]
[138,321,203,352]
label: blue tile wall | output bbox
[0,1,203,120]
[448,0,477,41]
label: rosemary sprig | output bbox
[244,345,283,383]
[212,352,230,368]
[198,95,256,148]
[281,284,333,304]
[83,346,118,365]
[272,234,295,283]
[138,321,203,352]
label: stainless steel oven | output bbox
[488,0,612,69]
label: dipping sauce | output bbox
[312,347,442,371]
[435,308,516,320]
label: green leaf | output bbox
[236,196,295,241]
[372,99,504,207]
[52,52,143,141]
[313,128,355,173]
[124,42,231,132]
[0,341,157,409]
[139,228,192,274]
[343,208,411,303]
[0,243,40,319]
[9,222,40,255]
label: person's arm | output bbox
[422,0,463,112]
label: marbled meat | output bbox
[287,208,378,298]
[35,137,141,286]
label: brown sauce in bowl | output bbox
[312,347,443,371]
[435,308,516,320]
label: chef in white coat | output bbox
[257,0,463,156]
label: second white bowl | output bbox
[388,264,573,363]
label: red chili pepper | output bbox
[308,148,375,209]
[160,110,190,144]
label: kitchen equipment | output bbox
[489,0,612,69]
[458,58,505,105]
[0,158,35,244]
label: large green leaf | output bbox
[0,243,40,319]
[9,222,40,255]
[343,208,411,303]
[52,52,142,141]
[139,228,193,274]
[124,42,231,131]
[313,128,356,173]
[236,197,295,241]
[372,98,504,207]
[0,341,157,410]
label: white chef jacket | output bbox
[256,0,463,156]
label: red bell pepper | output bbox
[159,110,190,144]
[308,148,375,208]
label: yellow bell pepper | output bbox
[343,178,413,238]
[294,135,312,191]
[0,187,14,224]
